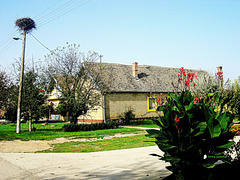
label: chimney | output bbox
[132,62,138,78]
[217,66,222,73]
[217,66,223,87]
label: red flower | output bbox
[193,82,197,87]
[160,93,163,96]
[194,75,197,79]
[175,117,180,123]
[179,78,183,81]
[179,67,184,71]
[217,71,223,78]
[194,96,199,104]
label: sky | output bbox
[0,0,240,82]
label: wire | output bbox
[30,33,55,54]
[0,0,91,56]
[33,0,63,19]
[30,33,69,63]
[38,0,91,27]
[0,40,17,56]
[36,0,78,24]
[0,30,19,48]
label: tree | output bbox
[46,43,107,124]
[21,70,47,131]
[233,76,240,91]
[15,17,36,133]
[5,60,48,130]
[0,70,10,109]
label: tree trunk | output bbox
[29,113,32,132]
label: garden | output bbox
[146,67,240,179]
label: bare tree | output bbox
[46,43,107,124]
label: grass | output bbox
[39,134,156,153]
[126,120,159,128]
[0,122,144,141]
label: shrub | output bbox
[118,108,135,124]
[146,67,235,179]
[4,107,17,123]
[62,121,119,132]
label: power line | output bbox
[0,30,18,48]
[30,33,55,55]
[35,0,78,24]
[33,0,64,19]
[0,40,17,56]
[0,0,91,57]
[38,0,91,27]
[30,33,68,62]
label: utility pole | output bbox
[15,17,36,133]
[99,55,103,63]
[16,30,26,133]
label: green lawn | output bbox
[39,134,156,153]
[0,122,158,153]
[126,120,159,128]
[0,122,144,141]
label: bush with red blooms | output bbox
[147,67,235,179]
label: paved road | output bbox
[0,146,171,180]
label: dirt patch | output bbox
[0,132,145,153]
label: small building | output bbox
[76,62,207,123]
[47,62,207,122]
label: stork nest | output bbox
[15,17,36,32]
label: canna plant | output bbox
[146,68,235,179]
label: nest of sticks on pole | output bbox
[15,17,36,33]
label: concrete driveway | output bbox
[0,146,171,180]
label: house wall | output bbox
[48,89,65,121]
[105,92,163,120]
[48,88,165,123]
[78,105,104,123]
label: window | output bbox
[148,97,156,111]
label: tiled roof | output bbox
[88,62,207,93]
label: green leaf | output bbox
[207,118,221,138]
[208,93,214,97]
[217,113,229,130]
[162,155,180,164]
[164,144,176,150]
[170,93,179,103]
[146,129,162,138]
[152,119,162,127]
[195,122,207,136]
[216,141,234,149]
[203,163,215,169]
[215,93,220,103]
[172,106,180,112]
